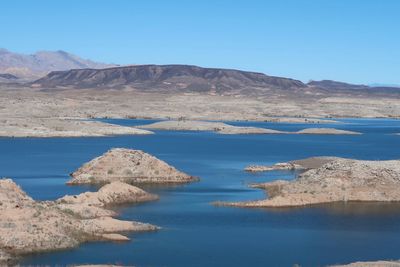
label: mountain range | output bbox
[0,48,116,81]
[1,48,399,97]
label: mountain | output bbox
[0,48,116,80]
[308,80,370,90]
[308,80,400,96]
[32,64,306,93]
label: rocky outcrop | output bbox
[296,128,361,135]
[245,156,339,172]
[0,118,152,138]
[68,148,197,185]
[222,158,400,207]
[0,178,158,265]
[58,181,158,207]
[138,121,361,135]
[137,120,284,134]
[245,162,305,172]
[331,261,400,267]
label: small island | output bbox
[68,148,198,185]
[137,120,361,135]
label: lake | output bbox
[1,118,400,267]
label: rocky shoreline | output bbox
[245,156,339,172]
[219,157,400,208]
[0,179,159,265]
[0,118,153,138]
[331,261,400,267]
[0,148,198,265]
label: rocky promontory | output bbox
[0,118,153,138]
[245,156,339,172]
[222,158,400,207]
[0,178,158,265]
[68,148,197,185]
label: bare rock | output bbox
[224,158,400,207]
[137,120,284,135]
[296,128,361,135]
[68,148,197,185]
[58,181,158,206]
[245,156,339,172]
[0,118,153,138]
[245,162,304,172]
[0,178,158,261]
[331,261,400,267]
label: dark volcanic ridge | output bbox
[31,64,400,97]
[32,64,307,92]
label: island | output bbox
[137,120,361,135]
[68,148,198,185]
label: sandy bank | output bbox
[68,148,197,185]
[218,158,400,208]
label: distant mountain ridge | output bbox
[32,64,306,93]
[0,48,116,80]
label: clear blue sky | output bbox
[2,0,399,85]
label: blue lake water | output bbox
[1,118,400,266]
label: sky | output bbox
[1,0,399,85]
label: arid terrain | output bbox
[0,178,159,265]
[0,63,399,138]
[220,157,400,208]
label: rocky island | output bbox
[137,120,361,135]
[221,157,400,207]
[0,179,159,265]
[137,120,284,134]
[68,148,197,185]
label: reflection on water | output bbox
[1,118,400,267]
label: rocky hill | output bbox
[308,80,400,96]
[68,148,197,184]
[0,48,115,80]
[32,64,307,93]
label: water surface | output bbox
[1,118,400,266]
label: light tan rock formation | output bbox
[58,181,158,206]
[137,120,284,134]
[0,178,158,265]
[331,261,400,267]
[68,148,197,185]
[245,162,305,172]
[221,158,400,207]
[245,156,339,172]
[296,128,361,135]
[0,118,153,137]
[138,120,361,135]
